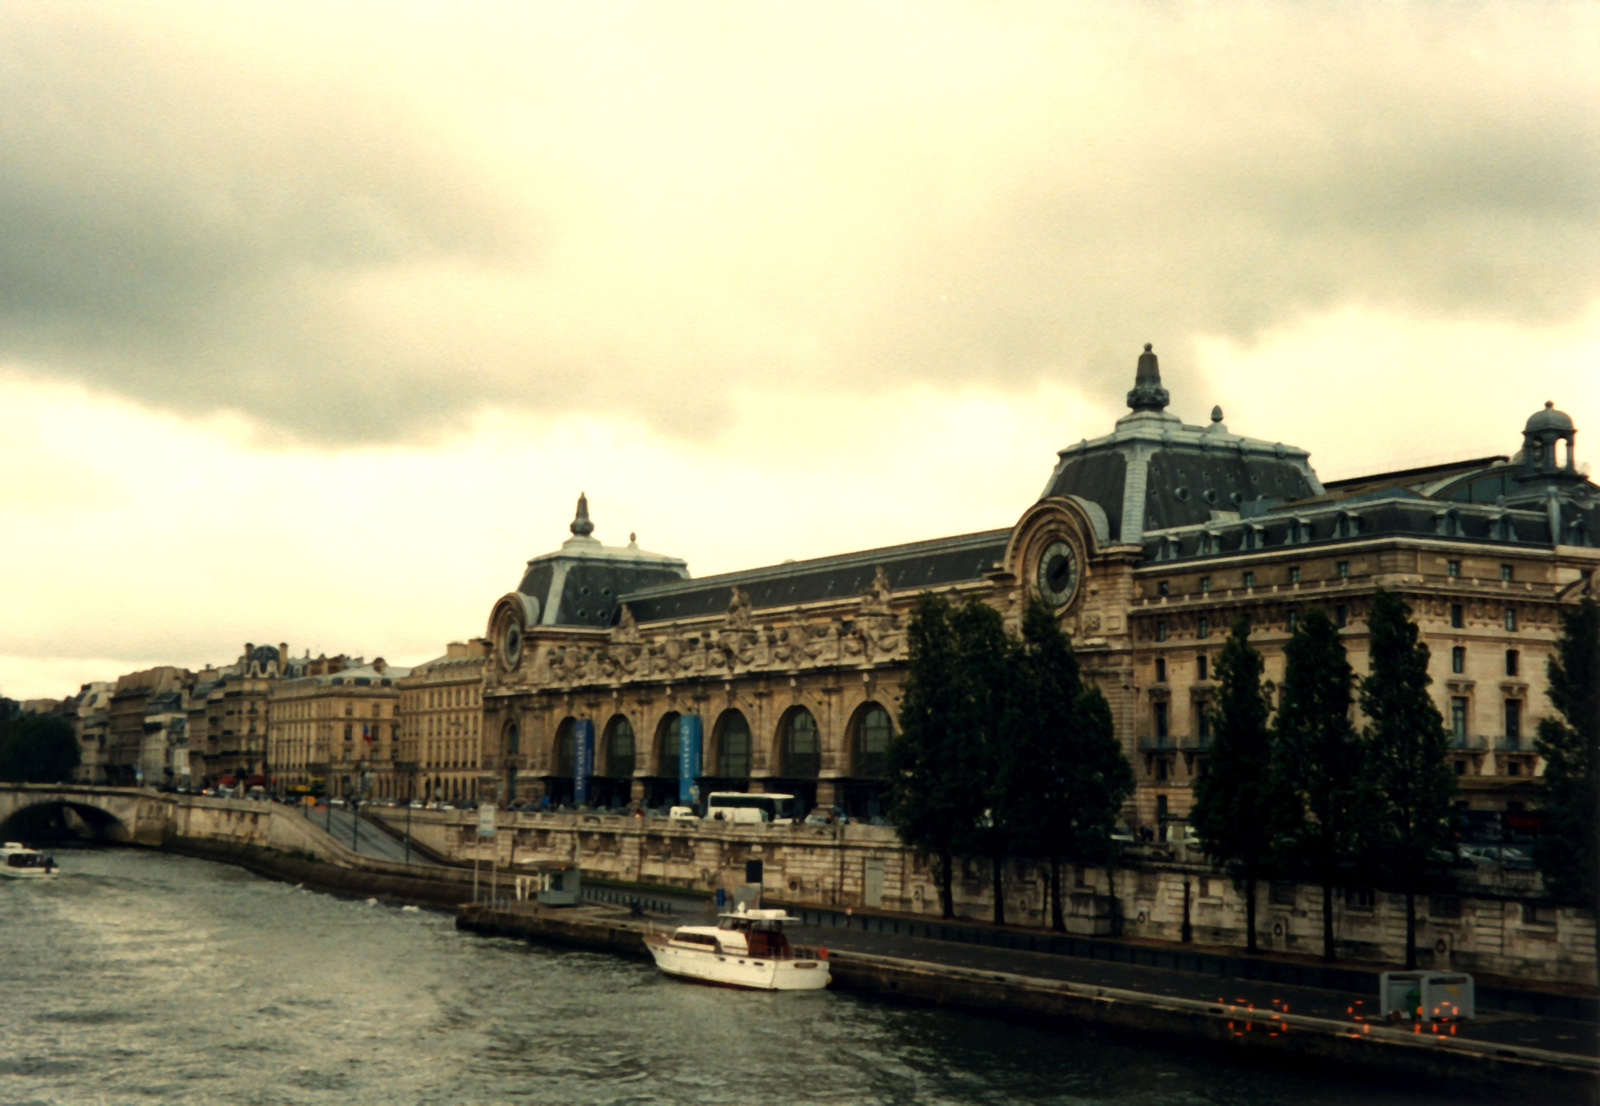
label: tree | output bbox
[0,704,81,784]
[1533,596,1600,971]
[1007,600,1133,931]
[1362,588,1454,969]
[949,598,1015,926]
[1191,617,1279,953]
[887,594,992,918]
[1274,606,1372,962]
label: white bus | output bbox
[704,792,803,826]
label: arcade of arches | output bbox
[518,699,895,817]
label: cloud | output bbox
[0,2,1594,444]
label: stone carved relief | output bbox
[725,586,754,629]
[531,594,911,691]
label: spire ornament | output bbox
[570,492,595,538]
[1126,342,1170,413]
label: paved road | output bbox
[781,920,1599,1059]
[298,804,440,867]
[585,885,1596,1061]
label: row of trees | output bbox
[886,594,1133,928]
[1191,593,1455,965]
[1193,592,1599,966]
[0,700,81,784]
[885,587,1597,969]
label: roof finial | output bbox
[1211,405,1223,423]
[570,492,594,538]
[1126,342,1170,413]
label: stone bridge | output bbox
[0,784,354,862]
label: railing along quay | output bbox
[580,885,679,916]
[782,905,1598,1024]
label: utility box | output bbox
[516,862,581,907]
[1380,971,1475,1021]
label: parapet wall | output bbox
[374,807,1597,987]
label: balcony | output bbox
[1492,735,1530,752]
[1137,735,1177,752]
[1178,733,1213,751]
[1448,732,1487,750]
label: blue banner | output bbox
[574,719,594,804]
[677,714,702,805]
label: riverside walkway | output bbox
[578,883,1598,1063]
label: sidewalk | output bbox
[580,880,1599,1061]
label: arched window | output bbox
[714,710,751,778]
[853,704,892,778]
[604,715,635,778]
[505,720,520,756]
[554,717,577,776]
[782,708,821,778]
[655,712,681,777]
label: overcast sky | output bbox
[2,2,1597,701]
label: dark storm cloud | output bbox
[0,3,1595,443]
[0,11,530,439]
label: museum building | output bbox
[478,346,1600,829]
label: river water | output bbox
[1,849,1460,1105]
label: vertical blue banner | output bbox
[677,714,702,805]
[574,719,594,804]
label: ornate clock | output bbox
[1036,539,1079,608]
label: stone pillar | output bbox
[815,780,839,809]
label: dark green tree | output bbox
[1060,682,1133,908]
[0,704,81,784]
[887,594,991,918]
[1533,596,1600,971]
[1007,599,1085,931]
[950,599,1016,926]
[1190,617,1279,953]
[1274,606,1372,962]
[1361,588,1454,969]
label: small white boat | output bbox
[0,842,59,879]
[644,905,829,991]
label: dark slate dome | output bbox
[1525,401,1575,435]
[1039,343,1324,543]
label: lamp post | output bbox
[403,762,417,865]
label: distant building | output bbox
[475,346,1598,830]
[107,667,191,786]
[68,682,115,784]
[267,658,408,797]
[395,639,491,803]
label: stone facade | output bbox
[395,639,490,803]
[472,348,1598,843]
[266,658,407,798]
[106,666,191,786]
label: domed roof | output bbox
[1526,401,1574,435]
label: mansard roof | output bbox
[1039,345,1324,544]
[513,494,690,629]
[618,528,1010,624]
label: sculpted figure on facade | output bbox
[725,586,753,629]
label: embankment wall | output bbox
[381,807,1597,986]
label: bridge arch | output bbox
[0,797,132,843]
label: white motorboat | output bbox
[644,905,829,991]
[0,842,59,879]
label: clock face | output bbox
[503,622,523,669]
[1036,540,1079,608]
